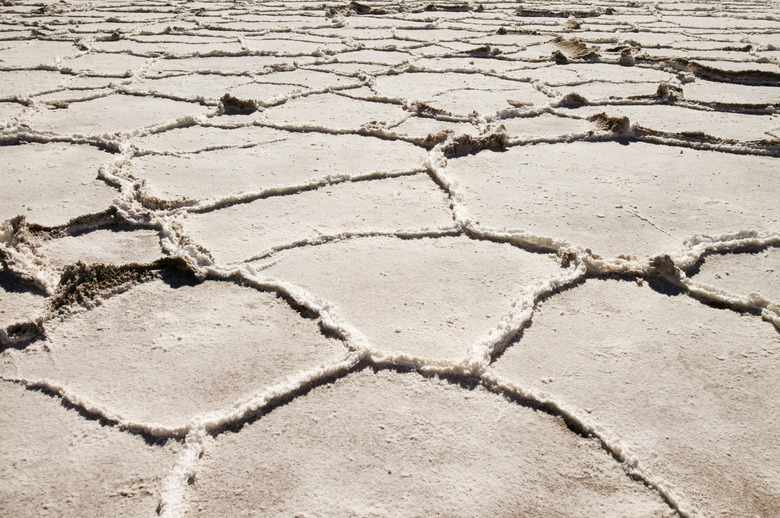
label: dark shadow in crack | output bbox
[0,268,46,296]
[685,246,777,278]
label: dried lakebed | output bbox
[1,0,779,517]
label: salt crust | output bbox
[1,0,779,516]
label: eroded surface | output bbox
[1,0,779,517]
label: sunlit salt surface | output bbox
[1,0,778,516]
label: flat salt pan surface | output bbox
[389,116,481,139]
[126,133,427,202]
[60,53,151,77]
[691,247,780,302]
[258,236,564,361]
[261,93,408,131]
[37,229,164,269]
[9,277,347,427]
[682,81,780,106]
[185,368,671,517]
[2,0,779,515]
[491,279,780,517]
[447,141,780,258]
[183,174,453,264]
[126,75,255,102]
[130,124,286,154]
[373,71,551,111]
[0,40,79,68]
[556,81,664,100]
[500,113,595,139]
[0,70,68,98]
[0,143,117,227]
[0,102,25,124]
[0,381,176,517]
[28,94,209,136]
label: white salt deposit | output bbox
[1,0,779,516]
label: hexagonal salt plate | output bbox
[446,141,780,258]
[257,236,565,361]
[0,143,118,227]
[490,278,780,517]
[11,276,347,428]
[28,94,209,136]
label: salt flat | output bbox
[1,0,778,516]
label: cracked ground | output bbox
[1,0,779,516]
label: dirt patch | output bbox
[552,37,599,61]
[588,112,631,133]
[220,94,259,115]
[48,257,195,316]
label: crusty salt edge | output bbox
[467,225,574,252]
[667,231,780,327]
[242,227,461,264]
[158,426,205,518]
[424,140,470,227]
[115,85,224,106]
[32,88,117,106]
[1,111,214,147]
[0,218,60,294]
[198,351,363,432]
[119,78,364,109]
[682,277,780,328]
[2,348,362,439]
[505,129,602,147]
[0,129,125,152]
[130,135,290,157]
[465,258,588,372]
[258,80,367,108]
[185,168,429,214]
[157,350,363,517]
[0,375,181,437]
[671,230,780,271]
[633,130,780,157]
